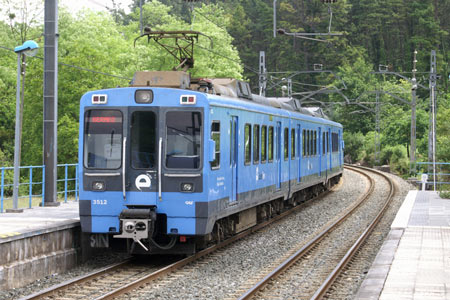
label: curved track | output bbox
[237,165,396,300]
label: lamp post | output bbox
[7,40,39,213]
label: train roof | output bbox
[130,71,336,122]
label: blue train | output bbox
[79,71,344,254]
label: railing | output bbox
[0,163,78,213]
[415,162,450,190]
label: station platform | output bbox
[0,201,80,240]
[0,201,81,290]
[356,190,450,300]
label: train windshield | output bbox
[130,111,157,169]
[165,111,202,169]
[84,110,123,169]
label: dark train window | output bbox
[84,110,123,169]
[332,132,339,152]
[268,126,274,162]
[244,124,251,165]
[165,111,202,169]
[261,126,267,163]
[131,111,156,169]
[253,125,260,164]
[327,132,330,153]
[314,131,317,156]
[323,132,326,154]
[307,130,310,156]
[291,128,295,159]
[302,129,306,157]
[284,127,289,160]
[211,121,220,169]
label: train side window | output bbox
[332,132,339,152]
[302,129,306,157]
[306,130,310,156]
[314,130,317,156]
[268,126,274,162]
[210,121,220,169]
[327,132,330,153]
[261,125,267,163]
[284,127,289,160]
[253,125,260,164]
[322,132,326,154]
[244,124,251,165]
[291,128,295,159]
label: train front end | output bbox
[79,82,210,254]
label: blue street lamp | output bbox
[8,40,39,213]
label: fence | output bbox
[0,163,78,213]
[415,162,450,190]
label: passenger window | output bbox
[307,130,310,156]
[303,129,306,157]
[253,125,260,164]
[314,131,317,156]
[244,124,251,165]
[284,127,289,160]
[327,132,330,153]
[323,132,326,154]
[268,126,274,162]
[291,128,295,159]
[261,126,267,163]
[211,121,220,169]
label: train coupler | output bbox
[114,208,156,251]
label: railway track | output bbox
[21,180,337,300]
[236,165,396,300]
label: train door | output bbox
[328,128,332,172]
[323,130,328,181]
[297,124,301,182]
[230,116,238,203]
[276,122,282,189]
[125,108,159,204]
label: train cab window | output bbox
[253,125,260,164]
[84,110,123,169]
[131,111,156,169]
[291,128,295,159]
[268,126,274,162]
[284,127,289,160]
[211,121,220,169]
[244,124,251,165]
[165,111,202,169]
[261,125,267,163]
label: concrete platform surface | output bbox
[0,201,79,242]
[356,191,450,300]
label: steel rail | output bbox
[94,188,336,299]
[21,259,132,300]
[310,165,396,300]
[238,166,374,300]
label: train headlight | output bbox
[124,221,135,233]
[135,90,153,104]
[92,181,105,191]
[181,183,194,192]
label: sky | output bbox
[59,0,133,14]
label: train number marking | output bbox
[93,199,107,205]
[185,201,193,205]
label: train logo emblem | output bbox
[135,174,152,190]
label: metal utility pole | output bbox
[375,91,381,164]
[259,51,267,96]
[428,50,437,191]
[43,0,59,206]
[139,0,143,34]
[410,50,418,173]
[273,0,277,37]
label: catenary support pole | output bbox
[43,0,59,206]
